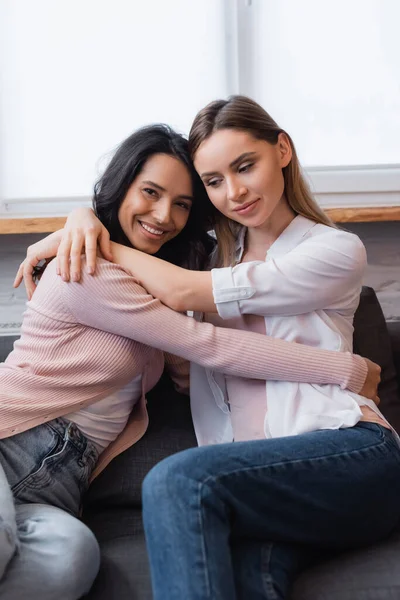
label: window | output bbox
[0,0,228,213]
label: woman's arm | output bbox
[110,229,367,319]
[210,230,367,319]
[110,242,216,313]
[60,259,379,399]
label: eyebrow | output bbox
[200,152,257,178]
[142,180,193,202]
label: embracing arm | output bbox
[210,230,367,319]
[110,242,216,312]
[110,229,367,320]
[60,260,378,397]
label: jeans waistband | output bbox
[46,417,99,463]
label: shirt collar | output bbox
[235,215,317,261]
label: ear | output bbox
[277,132,292,168]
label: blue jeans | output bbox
[142,423,400,600]
[0,418,100,599]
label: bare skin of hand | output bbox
[360,358,381,405]
[13,230,63,300]
[56,207,112,281]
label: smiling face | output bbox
[118,153,193,254]
[193,129,293,230]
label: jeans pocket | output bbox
[8,421,97,514]
[12,433,71,493]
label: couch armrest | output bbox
[388,322,400,390]
[0,335,19,363]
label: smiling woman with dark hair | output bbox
[92,124,214,270]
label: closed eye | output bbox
[238,162,254,173]
[205,178,222,188]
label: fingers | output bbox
[13,262,24,288]
[56,236,72,281]
[84,229,99,274]
[23,258,38,300]
[70,231,85,282]
[99,230,113,262]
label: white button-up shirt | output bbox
[190,215,390,446]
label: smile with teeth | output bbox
[138,221,166,236]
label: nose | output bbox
[153,199,172,226]
[226,176,247,203]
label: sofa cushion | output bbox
[85,531,152,600]
[353,287,400,433]
[291,528,400,600]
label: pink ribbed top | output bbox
[206,312,268,441]
[0,258,367,479]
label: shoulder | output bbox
[80,257,143,288]
[303,223,366,264]
[60,257,150,304]
[32,258,61,299]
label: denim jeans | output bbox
[0,417,101,599]
[142,422,400,600]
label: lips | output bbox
[138,221,169,236]
[233,198,260,214]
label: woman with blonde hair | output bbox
[138,97,400,599]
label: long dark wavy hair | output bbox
[93,124,215,269]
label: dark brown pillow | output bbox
[353,287,400,433]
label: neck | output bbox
[246,196,295,255]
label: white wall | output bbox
[0,0,228,201]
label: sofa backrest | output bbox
[354,287,400,433]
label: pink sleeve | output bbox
[61,260,367,392]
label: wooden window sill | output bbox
[1,207,400,234]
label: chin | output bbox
[136,243,161,255]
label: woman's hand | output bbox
[359,358,381,405]
[56,207,112,282]
[56,208,112,281]
[13,230,64,300]
[13,207,112,299]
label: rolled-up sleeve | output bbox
[211,265,256,318]
[211,230,367,319]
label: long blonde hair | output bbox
[188,95,334,267]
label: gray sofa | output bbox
[1,286,400,599]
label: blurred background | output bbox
[0,0,399,333]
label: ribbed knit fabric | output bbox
[0,258,367,478]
